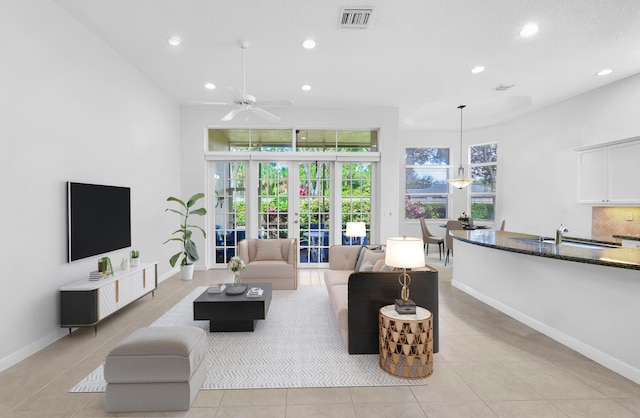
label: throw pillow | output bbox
[254,240,284,261]
[354,245,368,271]
[353,248,384,271]
[359,260,374,272]
[373,259,385,271]
[360,249,385,268]
[380,263,397,271]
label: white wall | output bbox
[498,73,640,238]
[399,73,640,240]
[179,105,400,266]
[0,1,181,371]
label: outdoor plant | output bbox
[163,193,207,267]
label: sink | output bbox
[541,239,615,249]
[509,237,617,249]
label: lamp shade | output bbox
[346,222,366,237]
[385,236,424,268]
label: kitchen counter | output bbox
[449,229,640,385]
[451,230,640,270]
[613,234,640,242]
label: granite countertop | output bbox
[451,230,640,271]
[613,234,640,242]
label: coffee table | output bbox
[193,283,272,332]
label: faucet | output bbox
[556,224,569,245]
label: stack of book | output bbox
[89,271,109,281]
[246,287,263,297]
[208,283,227,293]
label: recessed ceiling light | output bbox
[167,36,182,46]
[301,84,311,91]
[519,22,539,38]
[596,68,613,76]
[471,66,485,74]
[302,39,316,49]
[204,83,216,90]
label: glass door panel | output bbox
[298,162,331,265]
[340,163,372,244]
[257,162,289,239]
[211,162,246,264]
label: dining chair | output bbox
[445,220,463,266]
[420,218,444,260]
[499,219,506,231]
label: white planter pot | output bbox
[130,258,139,267]
[181,264,194,281]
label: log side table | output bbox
[378,305,433,379]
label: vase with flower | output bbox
[226,256,247,294]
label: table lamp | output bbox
[346,221,366,245]
[385,236,425,314]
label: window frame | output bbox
[404,147,451,221]
[468,142,498,222]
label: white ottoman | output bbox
[104,326,207,412]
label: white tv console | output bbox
[60,261,158,333]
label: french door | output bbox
[208,159,373,268]
[255,161,332,266]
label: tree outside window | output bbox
[405,148,450,219]
[469,143,497,221]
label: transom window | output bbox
[207,129,378,152]
[404,148,450,219]
[469,143,498,221]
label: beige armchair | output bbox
[237,238,297,290]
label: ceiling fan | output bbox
[216,40,293,123]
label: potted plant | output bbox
[163,193,207,280]
[130,249,140,267]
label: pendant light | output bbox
[447,104,474,189]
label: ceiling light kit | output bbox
[471,66,485,74]
[204,83,216,90]
[447,105,474,190]
[596,69,614,76]
[519,22,539,38]
[302,39,316,49]
[167,36,182,46]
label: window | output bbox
[404,148,450,219]
[469,143,497,221]
[207,129,378,152]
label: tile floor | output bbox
[1,254,640,417]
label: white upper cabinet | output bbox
[578,139,640,205]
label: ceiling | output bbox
[54,0,640,130]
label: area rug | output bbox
[71,285,427,391]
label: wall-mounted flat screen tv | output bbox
[67,182,131,262]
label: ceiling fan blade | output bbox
[197,101,233,105]
[257,99,295,107]
[252,107,281,122]
[221,108,245,121]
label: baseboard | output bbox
[452,279,640,385]
[0,328,68,373]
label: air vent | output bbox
[339,7,374,28]
[493,84,515,92]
